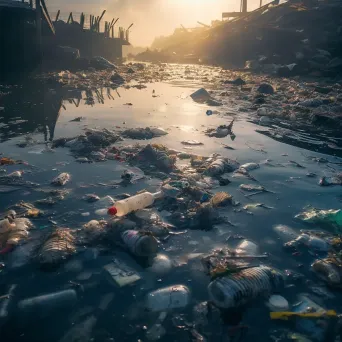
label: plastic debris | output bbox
[108,191,163,217]
[295,207,342,233]
[319,174,342,186]
[208,266,284,308]
[311,258,341,287]
[239,163,260,171]
[103,258,141,287]
[148,254,173,276]
[145,285,191,312]
[18,289,77,318]
[235,240,259,255]
[51,172,70,186]
[181,140,203,146]
[121,230,158,256]
[38,229,76,266]
[284,233,329,252]
[267,295,289,312]
[239,184,265,192]
[210,192,232,207]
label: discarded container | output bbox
[311,258,341,287]
[267,295,289,312]
[18,289,77,317]
[235,240,259,255]
[145,285,191,312]
[51,172,70,186]
[108,191,163,217]
[103,258,141,287]
[121,230,158,256]
[208,266,284,309]
[148,254,173,276]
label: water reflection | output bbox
[0,82,342,158]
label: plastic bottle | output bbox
[18,289,77,317]
[145,285,191,312]
[311,258,341,286]
[108,191,163,217]
[206,159,226,176]
[121,230,158,256]
[94,196,115,216]
[208,266,284,309]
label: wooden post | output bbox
[35,0,42,61]
[242,0,247,13]
[55,9,60,21]
[259,0,262,7]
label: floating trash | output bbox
[51,173,71,186]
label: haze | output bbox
[49,0,265,46]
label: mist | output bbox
[48,0,263,46]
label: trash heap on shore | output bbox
[132,0,342,77]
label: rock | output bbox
[110,72,125,84]
[223,77,246,86]
[297,99,323,108]
[56,46,80,62]
[257,83,274,95]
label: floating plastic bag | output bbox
[295,207,342,233]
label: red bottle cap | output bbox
[107,206,117,216]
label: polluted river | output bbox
[0,63,342,342]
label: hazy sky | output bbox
[49,0,263,46]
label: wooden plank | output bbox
[55,9,60,21]
[222,12,244,18]
[41,0,55,34]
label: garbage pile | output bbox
[150,0,342,76]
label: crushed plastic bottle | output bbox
[311,258,341,287]
[51,172,70,186]
[284,233,329,252]
[145,285,191,312]
[208,266,284,309]
[108,191,163,217]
